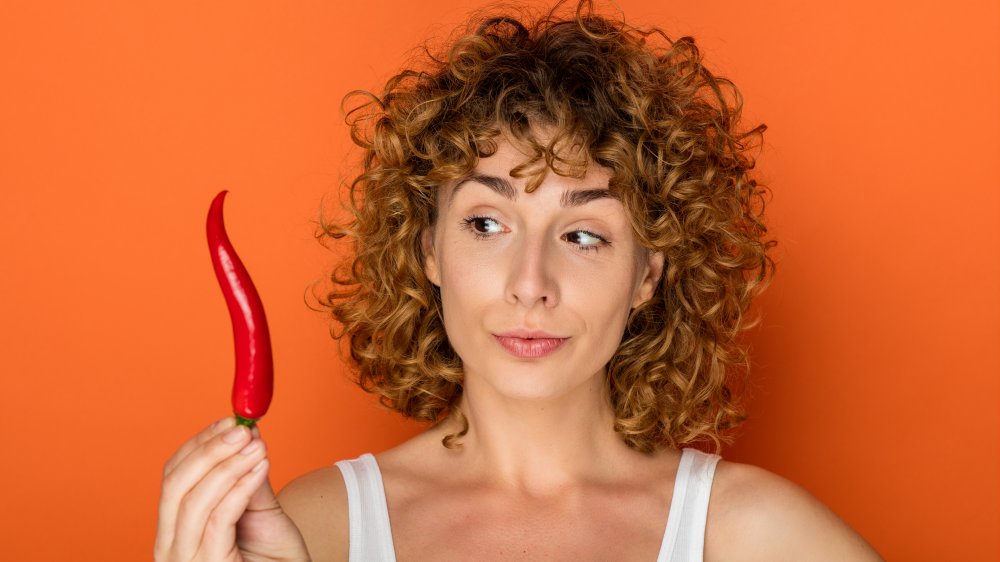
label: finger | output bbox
[156,424,253,557]
[162,416,236,478]
[171,436,267,560]
[200,458,271,558]
[156,416,235,555]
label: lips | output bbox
[493,331,568,359]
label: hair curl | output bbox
[319,0,774,454]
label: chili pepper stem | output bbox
[234,414,258,428]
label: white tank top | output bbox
[335,447,720,561]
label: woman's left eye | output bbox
[563,230,609,251]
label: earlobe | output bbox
[632,250,665,308]
[422,228,441,287]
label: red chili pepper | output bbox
[206,190,273,428]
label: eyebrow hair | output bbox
[449,173,619,207]
[449,174,517,203]
[559,188,621,207]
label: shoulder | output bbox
[276,464,350,562]
[705,459,883,561]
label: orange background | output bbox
[1,1,997,560]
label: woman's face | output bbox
[423,135,664,401]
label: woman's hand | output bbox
[155,417,311,562]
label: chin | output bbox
[475,365,593,403]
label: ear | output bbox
[422,227,441,287]
[632,250,665,309]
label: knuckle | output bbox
[199,428,219,446]
[161,471,177,491]
[225,448,258,469]
[201,440,231,461]
[244,441,267,462]
[177,493,198,519]
[206,508,228,531]
[248,439,267,456]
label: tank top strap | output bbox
[334,453,398,562]
[656,447,722,562]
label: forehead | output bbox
[484,133,611,182]
[439,134,615,204]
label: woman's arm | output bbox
[277,467,351,562]
[707,461,884,561]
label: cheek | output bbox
[567,258,638,307]
[583,287,634,340]
[438,248,505,298]
[435,248,501,345]
[566,262,638,347]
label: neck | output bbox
[433,367,645,496]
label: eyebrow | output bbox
[560,187,621,207]
[449,174,620,207]
[450,174,517,203]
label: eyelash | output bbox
[564,230,610,252]
[460,215,503,240]
[459,215,611,253]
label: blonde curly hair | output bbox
[319,0,773,453]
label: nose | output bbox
[505,233,559,308]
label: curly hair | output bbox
[319,0,774,454]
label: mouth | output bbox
[492,333,569,359]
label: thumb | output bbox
[246,461,280,512]
[246,425,281,512]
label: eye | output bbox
[460,215,506,239]
[563,230,609,252]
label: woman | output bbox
[156,2,883,560]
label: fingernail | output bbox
[223,426,247,444]
[240,440,261,455]
[214,417,235,431]
[251,426,260,438]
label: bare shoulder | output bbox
[705,459,883,562]
[276,465,349,562]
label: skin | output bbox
[154,132,884,561]
[418,132,667,496]
[155,418,309,561]
[280,132,883,561]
